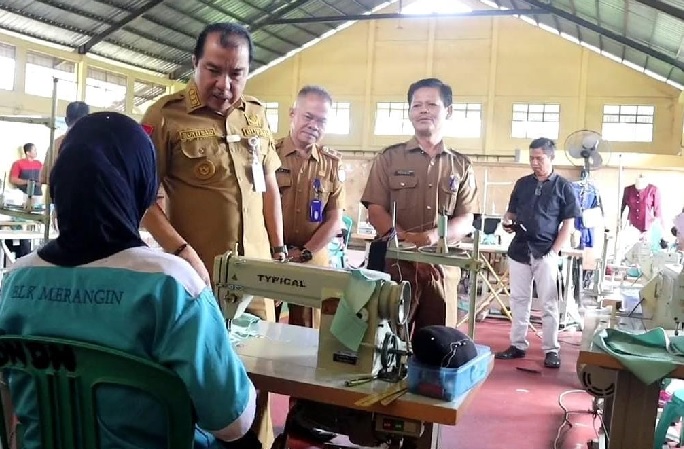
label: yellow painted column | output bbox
[426,18,436,76]
[125,76,135,114]
[483,18,499,155]
[576,48,589,130]
[13,47,26,94]
[361,20,377,151]
[77,61,87,101]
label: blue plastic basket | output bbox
[407,344,491,402]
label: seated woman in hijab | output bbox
[0,112,259,449]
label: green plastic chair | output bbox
[0,335,195,449]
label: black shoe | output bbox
[495,345,526,360]
[544,352,561,368]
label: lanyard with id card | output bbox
[309,178,323,223]
[247,136,266,193]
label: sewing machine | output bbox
[625,240,680,279]
[213,250,412,377]
[640,263,684,331]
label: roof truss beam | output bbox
[266,8,552,25]
[633,0,684,21]
[78,0,165,54]
[520,0,684,76]
[170,0,328,79]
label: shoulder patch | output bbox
[321,146,341,160]
[155,91,184,109]
[381,142,405,154]
[243,95,264,106]
[141,124,154,136]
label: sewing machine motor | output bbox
[213,251,412,377]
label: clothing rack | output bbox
[0,77,58,244]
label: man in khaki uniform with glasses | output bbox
[274,85,345,329]
[140,22,285,449]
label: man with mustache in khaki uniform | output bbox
[141,22,285,449]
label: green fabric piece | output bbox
[229,312,261,347]
[593,327,684,385]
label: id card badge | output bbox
[309,199,323,223]
[248,137,266,193]
[252,160,266,193]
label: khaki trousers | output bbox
[286,250,328,329]
[385,260,461,335]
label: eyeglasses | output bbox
[535,183,543,196]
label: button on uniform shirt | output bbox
[506,172,581,263]
[621,184,661,233]
[361,138,478,234]
[275,136,345,251]
[142,80,281,273]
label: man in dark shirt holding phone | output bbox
[495,138,581,368]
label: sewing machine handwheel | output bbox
[381,333,399,371]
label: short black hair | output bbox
[23,143,35,154]
[296,85,333,105]
[529,137,556,158]
[194,22,254,64]
[65,101,90,127]
[407,78,453,107]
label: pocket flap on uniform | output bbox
[180,139,215,159]
[389,175,418,190]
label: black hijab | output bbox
[38,112,158,266]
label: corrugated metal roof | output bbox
[481,0,684,87]
[0,0,682,88]
[0,0,388,80]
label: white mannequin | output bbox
[634,174,648,190]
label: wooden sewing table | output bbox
[237,322,493,449]
[578,316,684,449]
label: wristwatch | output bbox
[300,248,313,262]
[270,245,288,256]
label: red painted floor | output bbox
[271,317,599,449]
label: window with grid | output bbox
[25,51,77,101]
[601,105,654,142]
[374,102,413,136]
[264,102,279,133]
[85,67,127,112]
[326,102,351,135]
[445,103,482,138]
[511,103,560,139]
[0,42,16,91]
[132,80,167,116]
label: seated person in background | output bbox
[0,112,259,449]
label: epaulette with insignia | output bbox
[381,142,405,153]
[321,146,341,160]
[243,95,264,106]
[150,91,183,112]
[274,138,285,151]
